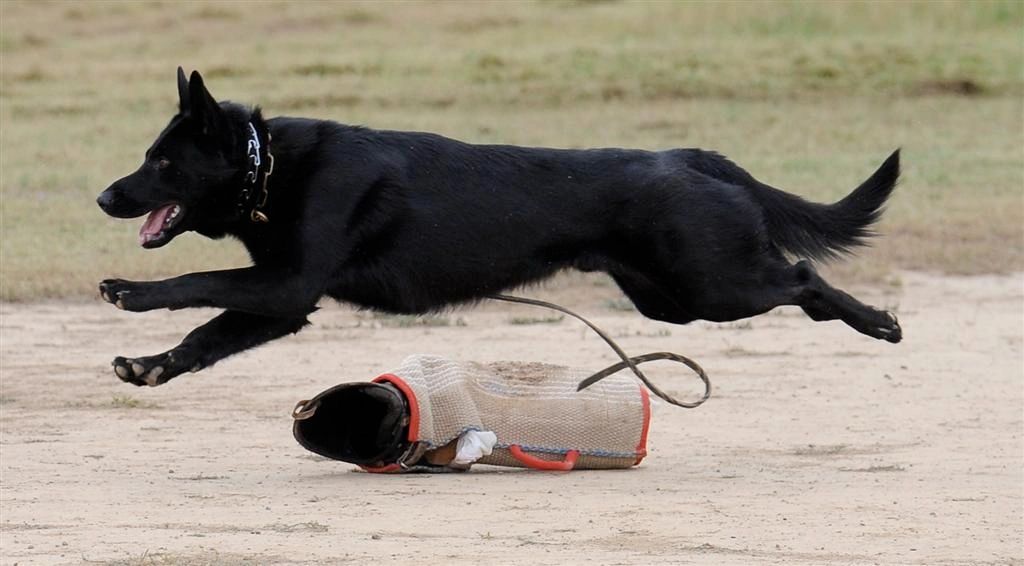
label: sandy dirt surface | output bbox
[1,272,1021,565]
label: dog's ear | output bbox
[188,70,228,137]
[176,66,190,112]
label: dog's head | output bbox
[97,68,252,248]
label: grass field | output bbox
[1,0,1022,301]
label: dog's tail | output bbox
[754,150,900,262]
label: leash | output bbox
[488,294,711,409]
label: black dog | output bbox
[97,68,901,387]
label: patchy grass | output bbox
[110,395,159,409]
[603,298,636,312]
[840,464,907,473]
[792,444,850,457]
[721,346,790,358]
[508,314,565,325]
[367,313,467,328]
[1,1,1021,300]
[705,321,755,331]
[99,550,271,565]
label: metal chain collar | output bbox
[240,122,274,223]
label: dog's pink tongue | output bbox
[138,204,174,246]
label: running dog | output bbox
[97,68,901,386]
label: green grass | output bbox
[1,0,1022,300]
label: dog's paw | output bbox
[879,311,902,344]
[100,279,158,312]
[113,351,193,387]
[876,311,901,341]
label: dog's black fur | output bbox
[97,68,901,387]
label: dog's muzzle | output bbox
[96,184,151,219]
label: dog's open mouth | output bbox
[138,203,185,248]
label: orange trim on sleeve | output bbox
[360,373,421,474]
[359,462,402,474]
[635,384,651,465]
[372,373,420,442]
[509,445,579,471]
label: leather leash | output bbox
[488,294,711,409]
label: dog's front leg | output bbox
[100,267,323,317]
[113,310,310,386]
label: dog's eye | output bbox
[156,158,171,170]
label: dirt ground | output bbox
[1,272,1021,565]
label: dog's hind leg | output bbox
[678,259,901,341]
[614,257,900,343]
[784,261,901,342]
[112,310,309,386]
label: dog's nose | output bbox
[96,190,114,212]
